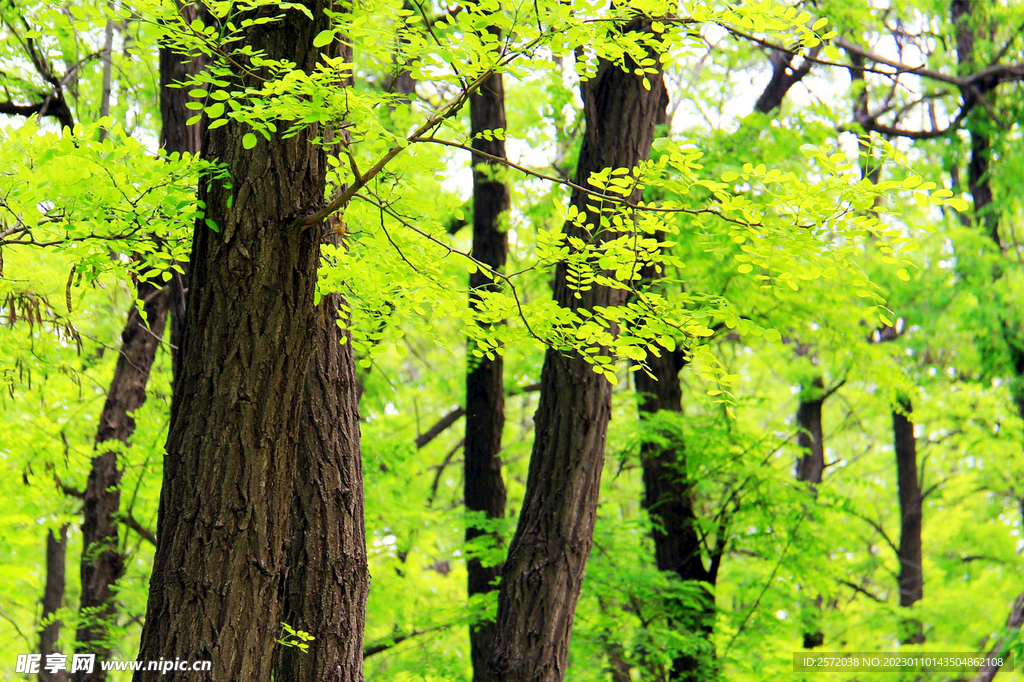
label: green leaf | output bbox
[313,29,335,47]
[242,133,258,150]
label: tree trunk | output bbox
[632,53,811,680]
[40,525,68,682]
[73,15,205,679]
[795,377,825,649]
[465,53,510,682]
[275,247,369,682]
[636,349,717,681]
[275,29,369,681]
[893,397,924,644]
[159,2,207,381]
[75,280,169,682]
[952,0,1000,249]
[133,5,330,680]
[489,22,665,681]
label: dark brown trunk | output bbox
[630,52,807,680]
[795,378,825,491]
[133,6,330,680]
[75,280,169,681]
[893,397,924,644]
[636,350,716,681]
[795,377,825,649]
[754,50,814,115]
[73,15,205,678]
[386,0,418,99]
[465,55,510,682]
[489,23,665,681]
[275,29,369,680]
[276,261,369,682]
[158,1,207,381]
[952,0,1000,249]
[40,525,68,682]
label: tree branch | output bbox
[974,591,1024,682]
[121,513,157,546]
[414,382,541,450]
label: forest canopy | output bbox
[0,0,1022,681]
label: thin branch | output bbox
[415,382,541,450]
[415,407,464,449]
[974,591,1024,682]
[427,437,464,505]
[363,623,450,658]
[837,578,886,603]
[120,513,157,546]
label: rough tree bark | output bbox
[275,227,369,682]
[795,376,825,649]
[75,280,169,682]
[133,4,331,680]
[892,396,924,644]
[465,47,511,682]
[274,30,369,682]
[40,525,68,682]
[488,20,665,682]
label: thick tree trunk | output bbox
[75,281,169,682]
[274,32,369,682]
[489,23,665,681]
[40,525,68,682]
[795,377,825,649]
[893,397,924,644]
[133,5,330,680]
[465,57,510,682]
[628,52,809,681]
[276,258,369,682]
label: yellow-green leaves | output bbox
[313,29,335,48]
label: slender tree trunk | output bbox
[892,396,924,644]
[952,0,1000,249]
[275,30,369,682]
[40,525,68,682]
[75,281,169,682]
[489,21,665,681]
[97,8,115,142]
[386,0,417,99]
[73,14,205,678]
[636,348,717,681]
[795,377,825,649]
[636,92,718,682]
[133,5,330,680]
[158,1,207,381]
[754,49,815,115]
[465,50,510,682]
[629,52,810,681]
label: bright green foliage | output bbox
[0,0,1022,679]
